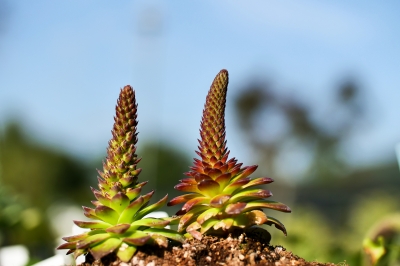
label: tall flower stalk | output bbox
[168,70,291,239]
[58,86,183,262]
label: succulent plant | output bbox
[58,86,184,262]
[168,69,291,240]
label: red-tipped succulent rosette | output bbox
[58,86,184,262]
[169,70,291,240]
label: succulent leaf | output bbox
[58,86,183,262]
[76,233,110,249]
[73,220,111,229]
[265,216,288,236]
[90,238,122,260]
[118,196,144,224]
[110,192,130,214]
[105,223,130,234]
[116,244,137,263]
[135,194,168,220]
[169,70,291,238]
[144,228,186,243]
[95,205,120,224]
[130,218,170,228]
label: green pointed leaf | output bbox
[123,236,150,246]
[232,210,268,228]
[162,215,181,225]
[140,190,155,209]
[168,193,198,206]
[198,179,220,197]
[135,194,168,220]
[210,194,231,208]
[174,183,200,193]
[213,218,234,231]
[229,188,272,203]
[182,197,208,212]
[248,210,268,225]
[74,220,111,229]
[131,218,169,229]
[105,223,130,234]
[179,177,197,184]
[215,173,231,189]
[116,243,137,262]
[194,173,213,183]
[144,228,185,243]
[126,187,142,201]
[147,234,168,248]
[92,188,111,207]
[136,181,148,189]
[57,241,77,250]
[223,178,251,194]
[225,202,246,215]
[95,205,120,224]
[242,200,291,213]
[83,206,98,219]
[77,233,110,249]
[89,238,122,260]
[120,176,136,188]
[66,249,74,255]
[230,165,258,183]
[242,177,274,189]
[73,249,86,260]
[188,229,202,240]
[266,216,288,236]
[185,221,201,235]
[118,196,144,224]
[197,207,220,224]
[61,232,89,242]
[200,218,218,234]
[123,230,150,246]
[110,192,130,214]
[178,205,208,232]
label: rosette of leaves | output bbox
[168,70,291,240]
[58,86,184,262]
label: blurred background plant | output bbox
[1,1,400,265]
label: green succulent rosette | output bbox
[168,70,291,239]
[58,86,184,262]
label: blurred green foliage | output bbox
[0,122,92,260]
[0,74,399,265]
[233,76,400,265]
[137,142,191,215]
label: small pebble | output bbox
[131,256,138,265]
[206,256,212,262]
[275,246,283,254]
[239,254,245,260]
[120,263,130,266]
[146,262,155,266]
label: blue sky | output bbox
[0,0,399,169]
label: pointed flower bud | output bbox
[58,86,183,262]
[169,70,291,239]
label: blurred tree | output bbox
[234,78,364,183]
[0,121,93,259]
[137,142,191,215]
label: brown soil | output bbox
[79,230,344,266]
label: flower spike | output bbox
[58,86,184,262]
[169,70,291,239]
